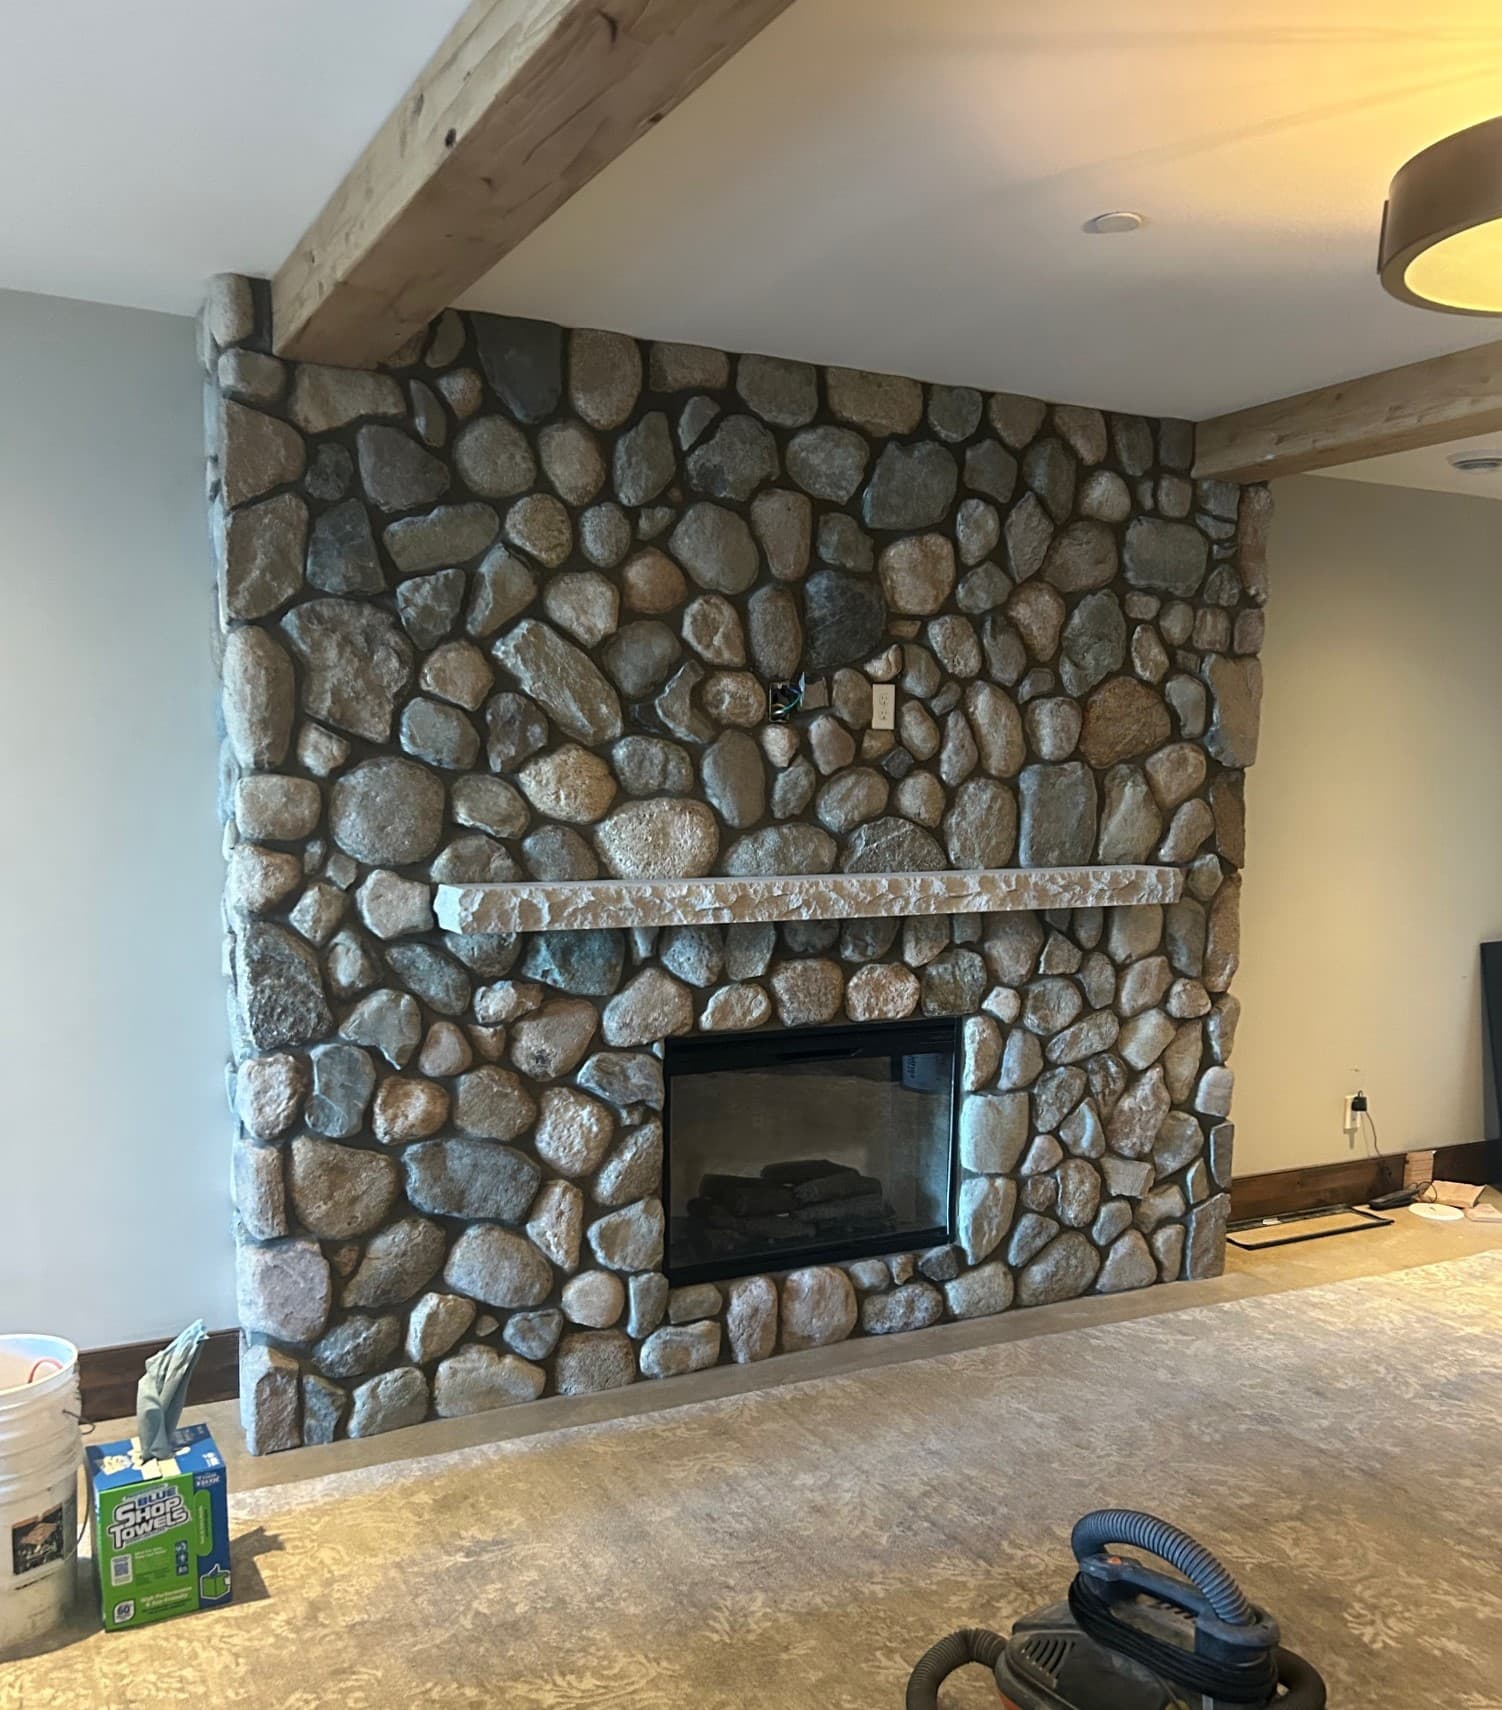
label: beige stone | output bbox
[373,1076,449,1143]
[518,745,617,823]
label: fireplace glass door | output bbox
[663,1018,958,1285]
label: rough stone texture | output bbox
[780,1267,857,1351]
[213,286,1259,1451]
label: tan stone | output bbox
[373,1076,450,1143]
[844,962,921,1021]
[518,745,617,823]
[621,549,687,614]
[1080,677,1172,769]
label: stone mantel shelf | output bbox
[435,866,1183,935]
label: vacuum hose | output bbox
[1070,1508,1255,1625]
[903,1626,1007,1710]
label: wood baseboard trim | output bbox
[1231,1140,1499,1221]
[80,1329,240,1425]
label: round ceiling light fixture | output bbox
[1379,115,1502,314]
[1083,210,1145,235]
[1446,449,1502,474]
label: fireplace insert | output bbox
[663,1018,958,1285]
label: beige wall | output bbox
[1234,474,1502,1175]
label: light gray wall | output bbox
[1235,474,1502,1174]
[0,289,233,1347]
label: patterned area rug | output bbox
[12,1253,1502,1709]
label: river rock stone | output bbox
[384,503,499,574]
[802,567,886,673]
[670,504,760,594]
[863,442,958,530]
[781,1266,857,1350]
[587,1198,665,1271]
[879,535,955,615]
[958,1175,1017,1264]
[281,599,413,742]
[640,1321,721,1378]
[404,1138,540,1224]
[1080,677,1171,769]
[235,924,330,1050]
[494,619,622,745]
[723,823,837,876]
[443,1226,552,1309]
[1017,761,1097,865]
[433,1345,546,1417]
[1017,1231,1100,1304]
[944,776,1017,867]
[737,354,818,427]
[840,816,946,873]
[555,1330,636,1395]
[787,426,869,500]
[770,958,845,1025]
[593,798,719,878]
[569,328,641,429]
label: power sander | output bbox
[906,1509,1326,1709]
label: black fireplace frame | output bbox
[661,1017,960,1286]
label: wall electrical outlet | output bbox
[1342,1093,1362,1141]
[871,684,895,731]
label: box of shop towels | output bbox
[85,1423,231,1631]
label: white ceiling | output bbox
[1318,431,1502,499]
[5,1,1502,423]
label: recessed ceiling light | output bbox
[1083,211,1146,235]
[1379,115,1502,314]
[1446,449,1502,473]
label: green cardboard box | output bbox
[85,1423,231,1631]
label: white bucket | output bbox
[0,1334,82,1655]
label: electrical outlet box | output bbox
[1342,1094,1361,1138]
[871,684,895,731]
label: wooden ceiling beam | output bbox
[1193,338,1502,482]
[272,0,796,367]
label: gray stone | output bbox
[519,930,625,998]
[1043,520,1117,593]
[502,1309,564,1362]
[918,1244,962,1283]
[304,1042,378,1139]
[957,1175,1017,1264]
[841,816,946,873]
[555,1330,636,1395]
[1096,1230,1157,1295]
[598,620,680,699]
[1022,437,1074,522]
[943,776,1017,867]
[1096,766,1162,863]
[625,1273,670,1341]
[540,570,619,650]
[944,1262,1013,1320]
[1016,1231,1100,1305]
[1204,655,1262,768]
[235,775,321,842]
[1056,1157,1102,1228]
[861,1280,944,1334]
[395,568,465,652]
[749,488,813,582]
[651,342,730,392]
[695,729,765,829]
[927,614,981,678]
[998,1027,1042,1091]
[802,569,886,673]
[346,1367,428,1438]
[281,599,413,743]
[687,414,778,502]
[442,1225,552,1309]
[1195,1064,1235,1119]
[404,1139,541,1225]
[1184,1193,1229,1278]
[357,424,449,513]
[1106,1067,1170,1158]
[657,926,724,988]
[221,492,307,620]
[960,1089,1029,1172]
[827,367,922,436]
[781,1266,857,1350]
[451,415,537,499]
[929,384,983,441]
[770,757,817,818]
[237,1238,331,1343]
[579,501,632,568]
[1017,762,1097,865]
[222,627,295,768]
[746,585,803,678]
[737,354,818,427]
[817,768,888,834]
[1059,590,1127,697]
[587,1198,665,1272]
[964,439,1018,504]
[723,824,837,876]
[614,411,677,506]
[340,1215,447,1311]
[724,923,777,980]
[218,399,304,509]
[787,426,869,500]
[233,1140,286,1240]
[817,512,874,572]
[235,923,330,1050]
[725,1275,778,1362]
[405,1293,477,1366]
[1001,493,1052,584]
[862,442,958,530]
[1123,518,1209,595]
[569,328,641,429]
[384,503,500,575]
[561,1269,627,1328]
[878,534,955,615]
[956,499,1002,568]
[640,1321,721,1379]
[472,316,563,423]
[494,619,622,744]
[602,968,693,1047]
[398,697,478,771]
[670,504,759,595]
[433,1345,545,1417]
[1046,1010,1120,1066]
[303,443,354,503]
[303,499,382,599]
[312,1314,401,1381]
[595,1120,664,1207]
[466,546,538,637]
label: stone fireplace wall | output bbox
[203,275,1267,1451]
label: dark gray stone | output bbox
[485,692,549,772]
[1018,762,1098,865]
[688,415,778,501]
[341,1215,448,1310]
[399,697,479,770]
[1059,590,1126,696]
[803,569,886,673]
[340,988,422,1069]
[1044,521,1118,592]
[840,816,946,872]
[602,621,681,698]
[922,947,987,1015]
[383,503,499,575]
[1123,518,1209,596]
[384,943,471,1017]
[701,729,766,828]
[723,823,836,875]
[614,412,676,506]
[522,825,599,880]
[397,568,466,650]
[307,499,382,595]
[404,1138,542,1224]
[474,315,563,423]
[862,442,958,530]
[786,426,869,501]
[521,930,626,997]
[817,512,874,571]
[236,924,331,1050]
[669,504,760,594]
[305,1042,376,1138]
[1017,1231,1100,1304]
[357,425,450,513]
[1023,438,1076,522]
[963,439,1017,503]
[312,1315,401,1380]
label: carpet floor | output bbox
[10,1252,1502,1709]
